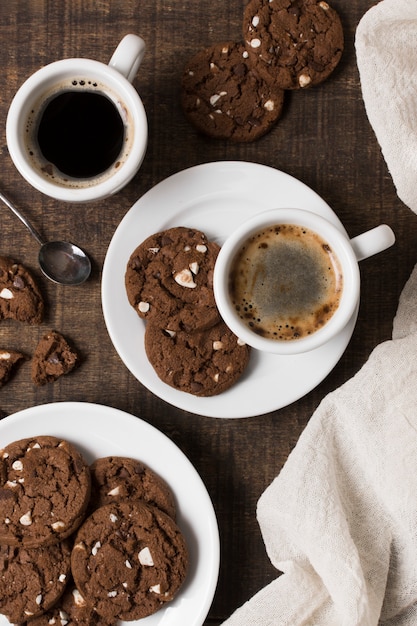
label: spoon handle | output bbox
[0,189,44,246]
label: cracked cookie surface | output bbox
[243,0,344,89]
[181,41,285,141]
[125,227,220,332]
[71,501,188,621]
[0,436,91,547]
[89,456,176,519]
[0,540,71,623]
[145,319,251,396]
[31,330,79,385]
[0,256,44,324]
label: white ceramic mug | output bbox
[6,34,147,202]
[213,208,395,355]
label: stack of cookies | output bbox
[125,226,251,396]
[181,0,344,141]
[0,436,188,624]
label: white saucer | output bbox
[102,161,357,418]
[0,402,219,626]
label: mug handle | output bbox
[350,224,395,262]
[109,34,146,83]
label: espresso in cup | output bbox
[229,223,343,341]
[25,78,133,188]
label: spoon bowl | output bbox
[0,189,91,286]
[38,241,92,285]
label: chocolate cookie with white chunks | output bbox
[243,0,344,89]
[0,540,71,623]
[145,319,251,396]
[181,41,285,141]
[27,584,115,626]
[71,501,188,622]
[0,256,44,324]
[89,456,176,519]
[0,436,91,547]
[31,330,79,385]
[125,226,221,332]
[0,348,28,387]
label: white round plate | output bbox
[102,161,357,418]
[0,402,219,626]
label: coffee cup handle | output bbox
[109,34,146,83]
[350,224,395,262]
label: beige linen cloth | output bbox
[220,260,417,626]
[355,0,417,214]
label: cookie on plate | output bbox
[0,348,28,387]
[243,0,344,89]
[0,436,91,547]
[181,41,285,141]
[125,227,220,332]
[27,584,114,626]
[31,330,79,386]
[0,256,44,324]
[71,501,188,621]
[89,456,176,519]
[145,319,251,396]
[0,540,71,623]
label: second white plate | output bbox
[102,161,357,418]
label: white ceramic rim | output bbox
[213,208,360,355]
[6,58,148,202]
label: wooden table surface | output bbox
[1,1,416,624]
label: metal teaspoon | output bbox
[0,189,91,285]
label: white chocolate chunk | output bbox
[213,341,223,350]
[51,521,66,531]
[252,15,260,27]
[108,591,117,597]
[20,511,32,526]
[0,288,13,299]
[92,541,101,556]
[107,486,120,496]
[36,594,42,606]
[250,38,261,48]
[189,261,199,275]
[299,74,312,88]
[12,460,23,471]
[139,546,154,566]
[150,584,161,594]
[174,269,197,288]
[0,351,11,360]
[109,513,118,523]
[72,589,85,606]
[138,301,150,313]
[58,574,67,583]
[196,244,207,253]
[264,99,274,111]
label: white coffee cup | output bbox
[213,208,395,355]
[6,34,147,202]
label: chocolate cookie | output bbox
[31,330,79,385]
[0,348,28,387]
[71,501,188,621]
[125,227,220,332]
[28,584,114,626]
[181,41,285,141]
[0,540,71,623]
[0,436,91,547]
[145,319,251,396]
[0,256,44,324]
[243,0,344,89]
[89,456,176,519]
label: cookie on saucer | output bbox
[89,456,176,519]
[71,501,188,621]
[145,319,251,396]
[181,41,285,141]
[243,0,344,89]
[0,435,91,547]
[0,540,71,623]
[125,226,220,332]
[0,256,44,324]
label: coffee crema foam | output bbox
[24,78,134,189]
[229,223,343,341]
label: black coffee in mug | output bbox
[37,90,124,178]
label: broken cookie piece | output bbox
[0,349,28,387]
[0,256,44,324]
[31,330,79,386]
